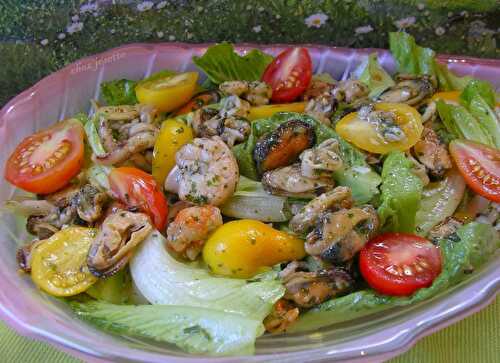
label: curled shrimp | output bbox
[166,205,223,260]
[165,136,239,206]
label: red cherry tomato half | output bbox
[449,139,500,203]
[262,47,313,103]
[5,119,84,194]
[360,233,442,296]
[108,167,168,231]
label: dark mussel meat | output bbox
[253,119,315,174]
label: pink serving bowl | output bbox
[0,43,499,363]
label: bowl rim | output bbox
[0,42,499,363]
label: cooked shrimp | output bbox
[166,205,223,260]
[165,136,239,206]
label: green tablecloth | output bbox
[0,296,498,363]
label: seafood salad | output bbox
[3,32,499,356]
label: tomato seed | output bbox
[414,263,424,272]
[403,265,414,276]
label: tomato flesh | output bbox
[152,119,193,186]
[360,233,442,296]
[449,139,500,203]
[247,102,307,121]
[262,48,312,103]
[136,72,198,113]
[336,103,423,154]
[5,119,84,194]
[109,167,168,231]
[30,227,98,297]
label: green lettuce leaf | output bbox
[436,100,493,147]
[193,43,273,84]
[389,32,435,76]
[459,80,500,148]
[220,176,290,222]
[415,170,465,237]
[100,79,138,106]
[377,151,423,233]
[290,222,499,332]
[130,231,284,320]
[86,268,134,305]
[389,32,472,92]
[86,164,111,191]
[80,230,286,355]
[70,301,263,356]
[460,79,496,108]
[434,62,473,92]
[233,112,381,204]
[83,114,107,157]
[357,53,395,98]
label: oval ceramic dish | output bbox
[0,44,499,363]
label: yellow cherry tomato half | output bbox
[431,91,460,105]
[248,102,307,121]
[203,219,306,278]
[152,119,194,186]
[31,227,98,297]
[135,72,199,113]
[336,102,423,154]
[432,91,500,108]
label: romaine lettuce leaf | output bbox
[193,43,273,84]
[434,62,473,92]
[377,151,423,233]
[460,79,496,108]
[130,231,284,320]
[100,79,138,106]
[86,164,111,191]
[86,268,134,305]
[70,301,263,356]
[389,32,473,92]
[415,170,465,237]
[290,222,499,332]
[84,115,107,157]
[220,176,290,222]
[389,32,435,76]
[436,100,493,146]
[357,53,395,98]
[233,112,381,203]
[459,80,500,148]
